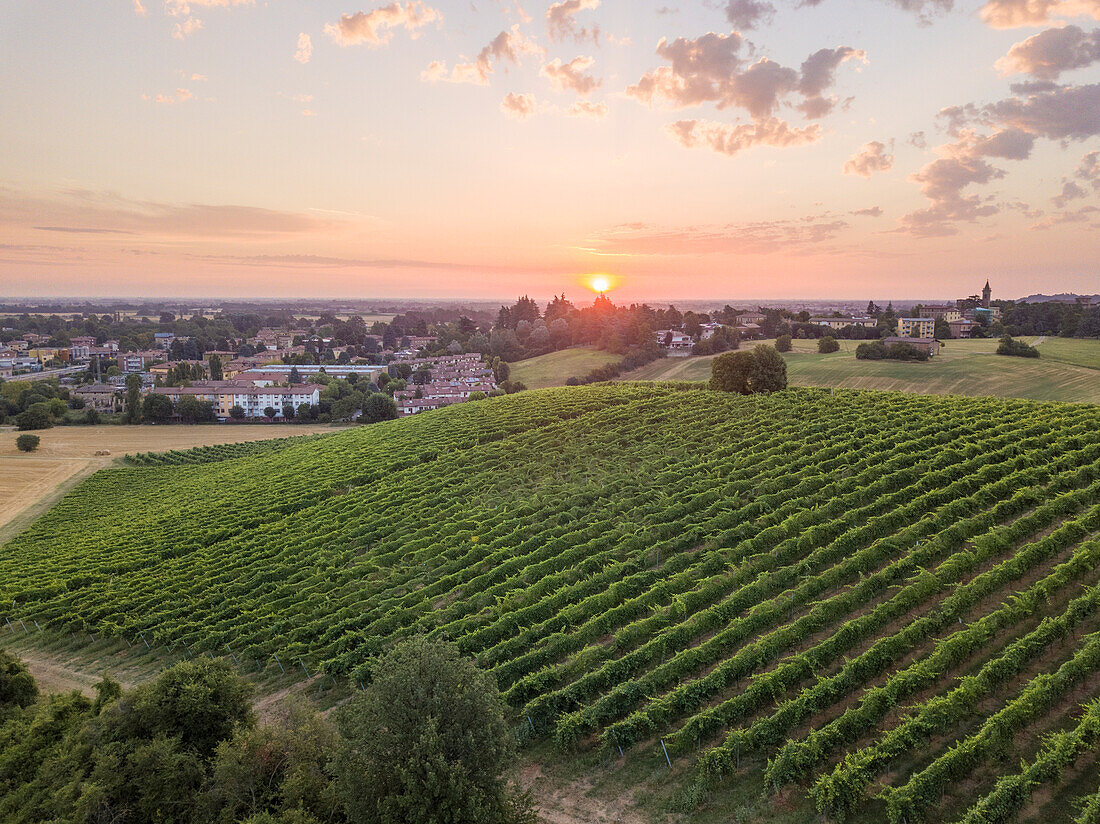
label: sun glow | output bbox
[587,275,613,293]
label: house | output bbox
[736,313,767,325]
[224,384,323,419]
[655,330,694,351]
[72,384,122,412]
[70,336,97,348]
[884,336,941,356]
[153,332,175,349]
[809,316,878,330]
[896,317,936,339]
[28,347,69,364]
[117,350,163,372]
[948,318,979,339]
[919,305,962,322]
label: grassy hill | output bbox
[5,384,1100,823]
[620,336,1100,403]
[509,346,620,389]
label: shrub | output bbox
[818,336,840,354]
[16,434,40,452]
[15,405,52,430]
[996,334,1040,358]
[776,334,792,353]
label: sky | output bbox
[1,0,1099,302]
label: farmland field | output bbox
[509,346,620,389]
[620,336,1100,403]
[0,423,337,542]
[5,383,1100,823]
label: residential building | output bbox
[809,316,878,330]
[897,317,936,339]
[948,318,979,339]
[919,305,962,322]
[117,350,163,372]
[153,332,175,349]
[736,312,767,325]
[655,330,694,350]
[72,384,122,412]
[28,347,69,364]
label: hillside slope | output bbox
[5,384,1100,823]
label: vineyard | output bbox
[4,383,1100,822]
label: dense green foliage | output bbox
[15,434,40,452]
[5,384,1100,822]
[818,336,839,354]
[709,345,787,393]
[997,334,1041,358]
[856,340,931,361]
[333,637,532,824]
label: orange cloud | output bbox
[325,2,442,46]
[540,56,600,94]
[501,92,537,119]
[843,141,895,177]
[294,33,313,64]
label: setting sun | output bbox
[588,275,613,294]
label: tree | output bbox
[208,354,224,381]
[997,334,1040,358]
[288,366,301,385]
[775,334,792,352]
[142,392,174,424]
[467,391,487,401]
[84,408,100,425]
[818,336,840,353]
[177,395,217,423]
[709,351,757,394]
[0,649,38,717]
[282,402,295,420]
[263,406,277,419]
[15,434,40,452]
[333,637,532,824]
[710,345,788,395]
[361,392,398,424]
[296,403,314,422]
[124,373,143,423]
[229,404,246,420]
[751,344,788,392]
[15,406,52,430]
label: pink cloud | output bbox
[422,25,541,85]
[501,92,537,119]
[546,0,600,43]
[294,33,313,64]
[844,141,895,177]
[980,0,1100,28]
[667,118,821,156]
[325,2,442,46]
[540,56,600,95]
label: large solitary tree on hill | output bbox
[710,345,787,395]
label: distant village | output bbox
[0,283,1096,426]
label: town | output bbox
[1,282,1097,429]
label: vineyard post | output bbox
[618,745,624,758]
[225,644,238,664]
[138,631,150,650]
[273,653,285,674]
[18,620,27,634]
[33,620,41,631]
[527,715,534,732]
[661,739,672,768]
[299,658,310,678]
[3,617,12,633]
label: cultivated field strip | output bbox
[3,384,1100,822]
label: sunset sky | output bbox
[2,0,1099,301]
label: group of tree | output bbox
[0,639,533,824]
[565,342,666,385]
[855,340,931,362]
[996,334,1041,358]
[0,379,98,429]
[709,345,788,394]
[1001,300,1100,338]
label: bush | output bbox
[710,345,787,394]
[15,405,52,430]
[818,336,840,354]
[16,434,41,452]
[996,334,1040,358]
[333,637,533,824]
[775,334,792,352]
[856,341,929,361]
[229,405,246,420]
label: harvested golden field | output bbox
[0,424,337,541]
